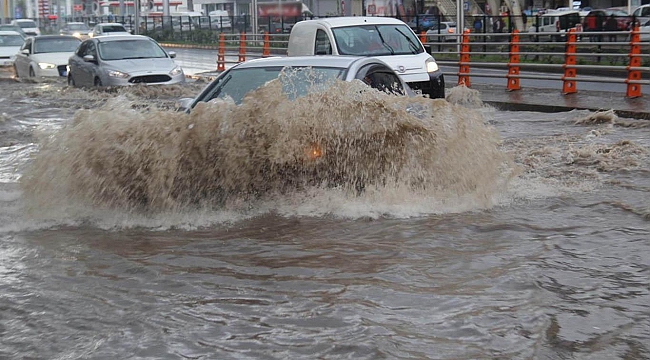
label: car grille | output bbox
[129,75,171,84]
[25,31,37,36]
[57,65,67,76]
[0,56,10,59]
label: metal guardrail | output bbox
[422,28,649,98]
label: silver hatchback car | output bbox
[67,35,185,87]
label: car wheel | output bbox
[94,77,102,87]
[29,66,35,78]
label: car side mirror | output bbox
[175,98,194,112]
[21,49,30,56]
[168,51,176,58]
[83,54,96,62]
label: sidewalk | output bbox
[470,83,650,120]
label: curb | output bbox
[485,101,650,120]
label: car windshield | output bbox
[17,21,37,28]
[332,24,423,56]
[98,39,167,60]
[34,38,80,53]
[68,23,90,30]
[102,25,127,32]
[0,34,24,46]
[202,66,345,105]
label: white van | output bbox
[209,10,232,29]
[287,17,445,99]
[527,9,581,41]
[632,5,650,27]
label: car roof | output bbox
[14,19,36,22]
[543,9,580,16]
[97,23,126,27]
[235,55,374,69]
[66,22,88,25]
[304,16,408,28]
[94,35,148,42]
[0,30,23,36]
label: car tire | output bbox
[29,66,35,78]
[94,77,102,87]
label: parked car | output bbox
[13,35,81,78]
[0,31,25,67]
[209,10,233,29]
[60,22,92,39]
[90,23,131,37]
[0,24,27,38]
[631,4,650,27]
[640,19,650,41]
[67,35,184,87]
[583,9,631,31]
[407,15,438,31]
[177,55,414,111]
[527,9,581,41]
[426,21,457,42]
[10,19,40,36]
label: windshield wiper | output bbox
[395,28,420,54]
[119,56,152,59]
[375,28,395,55]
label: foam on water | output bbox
[20,80,515,224]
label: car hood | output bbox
[374,52,431,75]
[32,52,75,65]
[102,57,177,73]
[0,46,21,57]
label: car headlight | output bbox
[107,70,129,78]
[73,32,81,38]
[169,66,183,76]
[425,58,439,73]
[38,62,56,69]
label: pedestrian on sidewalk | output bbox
[605,14,618,42]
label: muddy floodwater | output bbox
[0,74,649,360]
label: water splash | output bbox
[21,80,514,219]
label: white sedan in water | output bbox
[13,35,81,78]
[0,31,24,67]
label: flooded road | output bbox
[1,74,649,359]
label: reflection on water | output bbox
[0,78,648,359]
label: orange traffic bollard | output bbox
[262,32,270,58]
[561,29,577,95]
[238,32,246,63]
[506,30,520,91]
[217,33,225,72]
[626,25,642,98]
[457,29,471,87]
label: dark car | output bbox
[407,15,438,31]
[59,22,91,39]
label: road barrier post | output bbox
[458,29,471,87]
[217,33,225,72]
[561,29,577,95]
[238,32,246,63]
[507,29,520,91]
[262,32,270,58]
[626,25,642,98]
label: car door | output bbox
[69,40,87,85]
[14,38,31,76]
[78,41,98,86]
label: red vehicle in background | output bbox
[585,9,632,31]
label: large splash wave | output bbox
[21,80,514,219]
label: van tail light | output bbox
[447,28,453,33]
[556,20,560,31]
